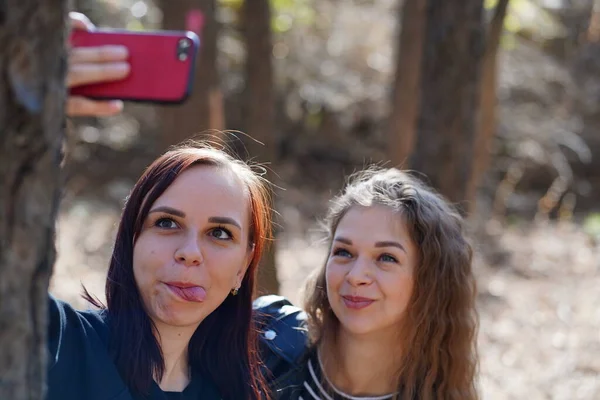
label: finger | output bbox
[66,97,124,117]
[69,45,129,64]
[67,62,130,87]
[69,12,95,31]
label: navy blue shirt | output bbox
[46,295,221,400]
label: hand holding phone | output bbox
[69,25,199,105]
[67,12,131,117]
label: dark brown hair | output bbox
[86,142,272,399]
[304,167,478,400]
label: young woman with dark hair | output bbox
[56,14,275,398]
[47,144,272,400]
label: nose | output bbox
[345,257,372,287]
[174,234,203,267]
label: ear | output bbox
[235,243,255,288]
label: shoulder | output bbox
[48,294,110,341]
[253,295,309,375]
[47,295,128,400]
[253,294,306,323]
[267,350,315,400]
[48,294,111,365]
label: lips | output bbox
[164,282,206,302]
[342,295,375,310]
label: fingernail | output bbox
[109,62,130,74]
[70,12,95,31]
[106,45,129,58]
[109,100,124,111]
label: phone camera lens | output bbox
[177,38,191,61]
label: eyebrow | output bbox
[148,207,242,230]
[148,206,185,218]
[208,216,242,230]
[333,237,406,253]
[375,241,406,253]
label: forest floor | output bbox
[50,188,600,400]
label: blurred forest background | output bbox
[50,0,599,398]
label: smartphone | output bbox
[69,29,200,104]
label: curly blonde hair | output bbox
[304,168,479,400]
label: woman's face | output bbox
[326,204,417,338]
[133,165,253,329]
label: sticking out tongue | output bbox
[171,285,206,302]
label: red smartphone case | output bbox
[69,29,199,104]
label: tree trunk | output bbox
[242,0,279,295]
[160,0,223,147]
[388,0,427,167]
[0,1,68,399]
[466,0,510,211]
[409,0,485,207]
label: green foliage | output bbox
[506,214,523,227]
[125,19,145,31]
[220,0,243,8]
[583,213,600,239]
[500,31,518,50]
[485,0,567,50]
[270,0,315,33]
[218,0,315,33]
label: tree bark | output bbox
[409,0,485,207]
[0,1,68,399]
[242,0,279,295]
[388,0,427,167]
[160,0,223,147]
[466,0,510,211]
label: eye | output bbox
[332,248,352,258]
[210,226,233,240]
[155,217,178,229]
[379,253,398,263]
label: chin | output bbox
[156,309,206,328]
[151,300,207,328]
[336,314,377,336]
[342,324,377,336]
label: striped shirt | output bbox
[298,352,396,400]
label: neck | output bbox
[320,327,401,397]
[152,320,198,392]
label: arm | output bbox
[47,294,64,367]
[253,295,309,382]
